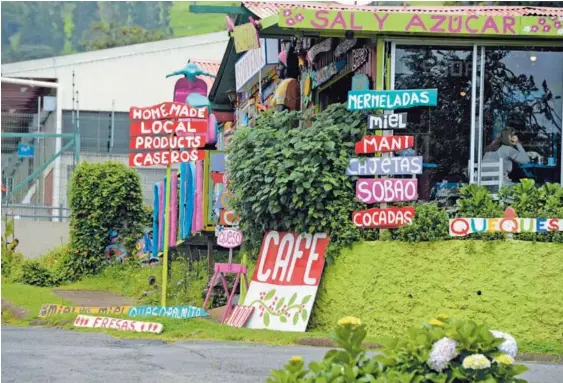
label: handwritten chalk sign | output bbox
[346,156,423,176]
[233,23,260,53]
[128,306,208,319]
[449,218,563,237]
[74,315,163,334]
[347,89,438,111]
[353,207,416,229]
[356,178,418,204]
[38,304,131,318]
[355,135,414,154]
[129,102,208,120]
[368,113,407,130]
[217,228,243,248]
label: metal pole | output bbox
[76,90,80,160]
[477,47,486,186]
[469,44,478,184]
[111,100,115,151]
[52,86,63,221]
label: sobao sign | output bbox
[217,228,243,249]
[244,231,330,332]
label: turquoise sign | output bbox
[347,89,438,111]
[128,305,208,319]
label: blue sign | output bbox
[128,305,208,319]
[17,144,34,158]
[347,89,438,111]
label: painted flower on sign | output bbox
[251,289,312,327]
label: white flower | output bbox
[490,330,518,358]
[462,354,491,370]
[494,354,515,365]
[427,337,459,372]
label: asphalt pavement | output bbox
[1,327,561,383]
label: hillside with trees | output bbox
[1,1,236,63]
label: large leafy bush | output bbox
[269,316,528,383]
[227,104,367,263]
[393,203,449,242]
[67,161,146,279]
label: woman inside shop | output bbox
[483,127,534,185]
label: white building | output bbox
[1,32,228,218]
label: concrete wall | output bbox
[1,219,69,259]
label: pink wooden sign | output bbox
[73,315,163,334]
[356,178,418,203]
[217,228,243,248]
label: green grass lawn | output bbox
[169,2,238,37]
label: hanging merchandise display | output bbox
[334,38,357,57]
[352,48,369,71]
[307,38,333,64]
[313,59,347,88]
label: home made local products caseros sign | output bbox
[244,231,330,332]
[128,102,207,167]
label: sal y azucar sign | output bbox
[243,231,330,332]
[347,89,438,111]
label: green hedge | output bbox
[310,240,563,354]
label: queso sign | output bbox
[243,231,330,332]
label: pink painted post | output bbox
[158,181,165,251]
[169,171,178,247]
[222,272,241,324]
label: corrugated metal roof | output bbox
[190,60,221,95]
[243,1,563,19]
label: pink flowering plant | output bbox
[268,315,529,383]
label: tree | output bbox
[130,2,162,31]
[71,1,100,51]
[82,22,167,51]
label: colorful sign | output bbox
[217,228,243,248]
[368,113,407,130]
[244,231,330,332]
[355,135,414,154]
[128,305,207,319]
[226,305,255,328]
[235,38,279,91]
[130,120,208,136]
[449,218,563,237]
[278,9,563,38]
[220,209,240,226]
[346,156,423,176]
[129,150,205,167]
[74,315,163,334]
[348,89,438,111]
[129,102,207,120]
[38,304,131,318]
[356,178,418,204]
[233,22,261,53]
[353,207,416,229]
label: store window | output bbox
[394,45,474,200]
[481,47,563,185]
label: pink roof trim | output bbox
[243,1,563,19]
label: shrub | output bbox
[68,161,146,280]
[269,316,529,383]
[456,184,505,240]
[227,104,368,263]
[19,261,55,287]
[1,217,24,281]
[393,203,449,242]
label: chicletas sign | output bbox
[130,135,206,150]
[244,231,330,332]
[449,218,563,236]
[74,315,163,333]
[353,206,415,229]
[348,89,438,111]
[129,102,208,120]
[129,150,205,167]
[346,156,423,176]
[278,9,562,37]
[130,120,208,136]
[355,135,414,154]
[356,178,418,204]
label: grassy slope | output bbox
[169,2,237,37]
[311,240,563,354]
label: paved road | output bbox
[1,327,561,383]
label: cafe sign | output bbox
[279,9,563,38]
[235,39,279,92]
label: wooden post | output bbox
[207,235,214,274]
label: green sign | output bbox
[233,22,261,53]
[347,89,438,111]
[279,8,563,38]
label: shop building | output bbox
[205,2,563,202]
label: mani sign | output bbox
[355,135,414,154]
[244,231,330,332]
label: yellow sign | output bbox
[233,23,260,53]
